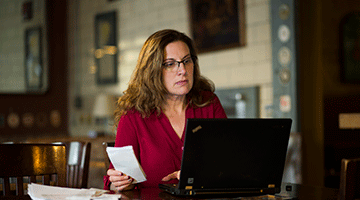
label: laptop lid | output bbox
[160,118,292,196]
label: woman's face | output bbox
[162,41,194,100]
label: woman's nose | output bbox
[176,63,187,75]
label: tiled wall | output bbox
[68,0,273,137]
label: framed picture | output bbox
[95,11,118,85]
[25,26,43,91]
[340,12,360,83]
[188,0,246,54]
[22,1,33,21]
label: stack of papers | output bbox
[106,145,147,183]
[28,183,121,200]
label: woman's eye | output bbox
[164,62,175,67]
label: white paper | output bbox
[27,183,121,200]
[106,146,147,183]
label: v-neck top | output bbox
[103,91,227,189]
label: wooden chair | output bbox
[62,141,91,188]
[0,143,66,197]
[102,141,115,171]
[339,157,360,200]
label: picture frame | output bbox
[22,1,33,21]
[95,11,118,85]
[188,0,246,54]
[25,26,43,92]
[340,12,360,83]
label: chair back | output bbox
[0,143,66,197]
[339,157,360,200]
[63,141,91,188]
[102,142,115,171]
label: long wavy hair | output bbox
[114,29,215,125]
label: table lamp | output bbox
[92,94,116,136]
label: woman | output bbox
[104,29,227,191]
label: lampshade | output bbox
[92,94,116,117]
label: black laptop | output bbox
[159,118,292,197]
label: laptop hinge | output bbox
[194,190,265,195]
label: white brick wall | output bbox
[0,0,47,93]
[68,0,274,136]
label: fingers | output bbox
[112,178,134,191]
[107,168,122,176]
[110,174,132,183]
[107,169,134,191]
[161,174,172,181]
[161,171,180,181]
[117,182,135,191]
[176,170,180,180]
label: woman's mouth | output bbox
[175,80,188,85]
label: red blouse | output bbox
[103,91,227,189]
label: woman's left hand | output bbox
[161,170,180,181]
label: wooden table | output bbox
[0,183,338,199]
[117,183,339,200]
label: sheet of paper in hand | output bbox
[106,145,147,183]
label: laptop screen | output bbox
[178,118,292,190]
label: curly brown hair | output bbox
[114,29,215,125]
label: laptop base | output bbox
[159,183,278,197]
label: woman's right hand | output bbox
[107,169,135,191]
